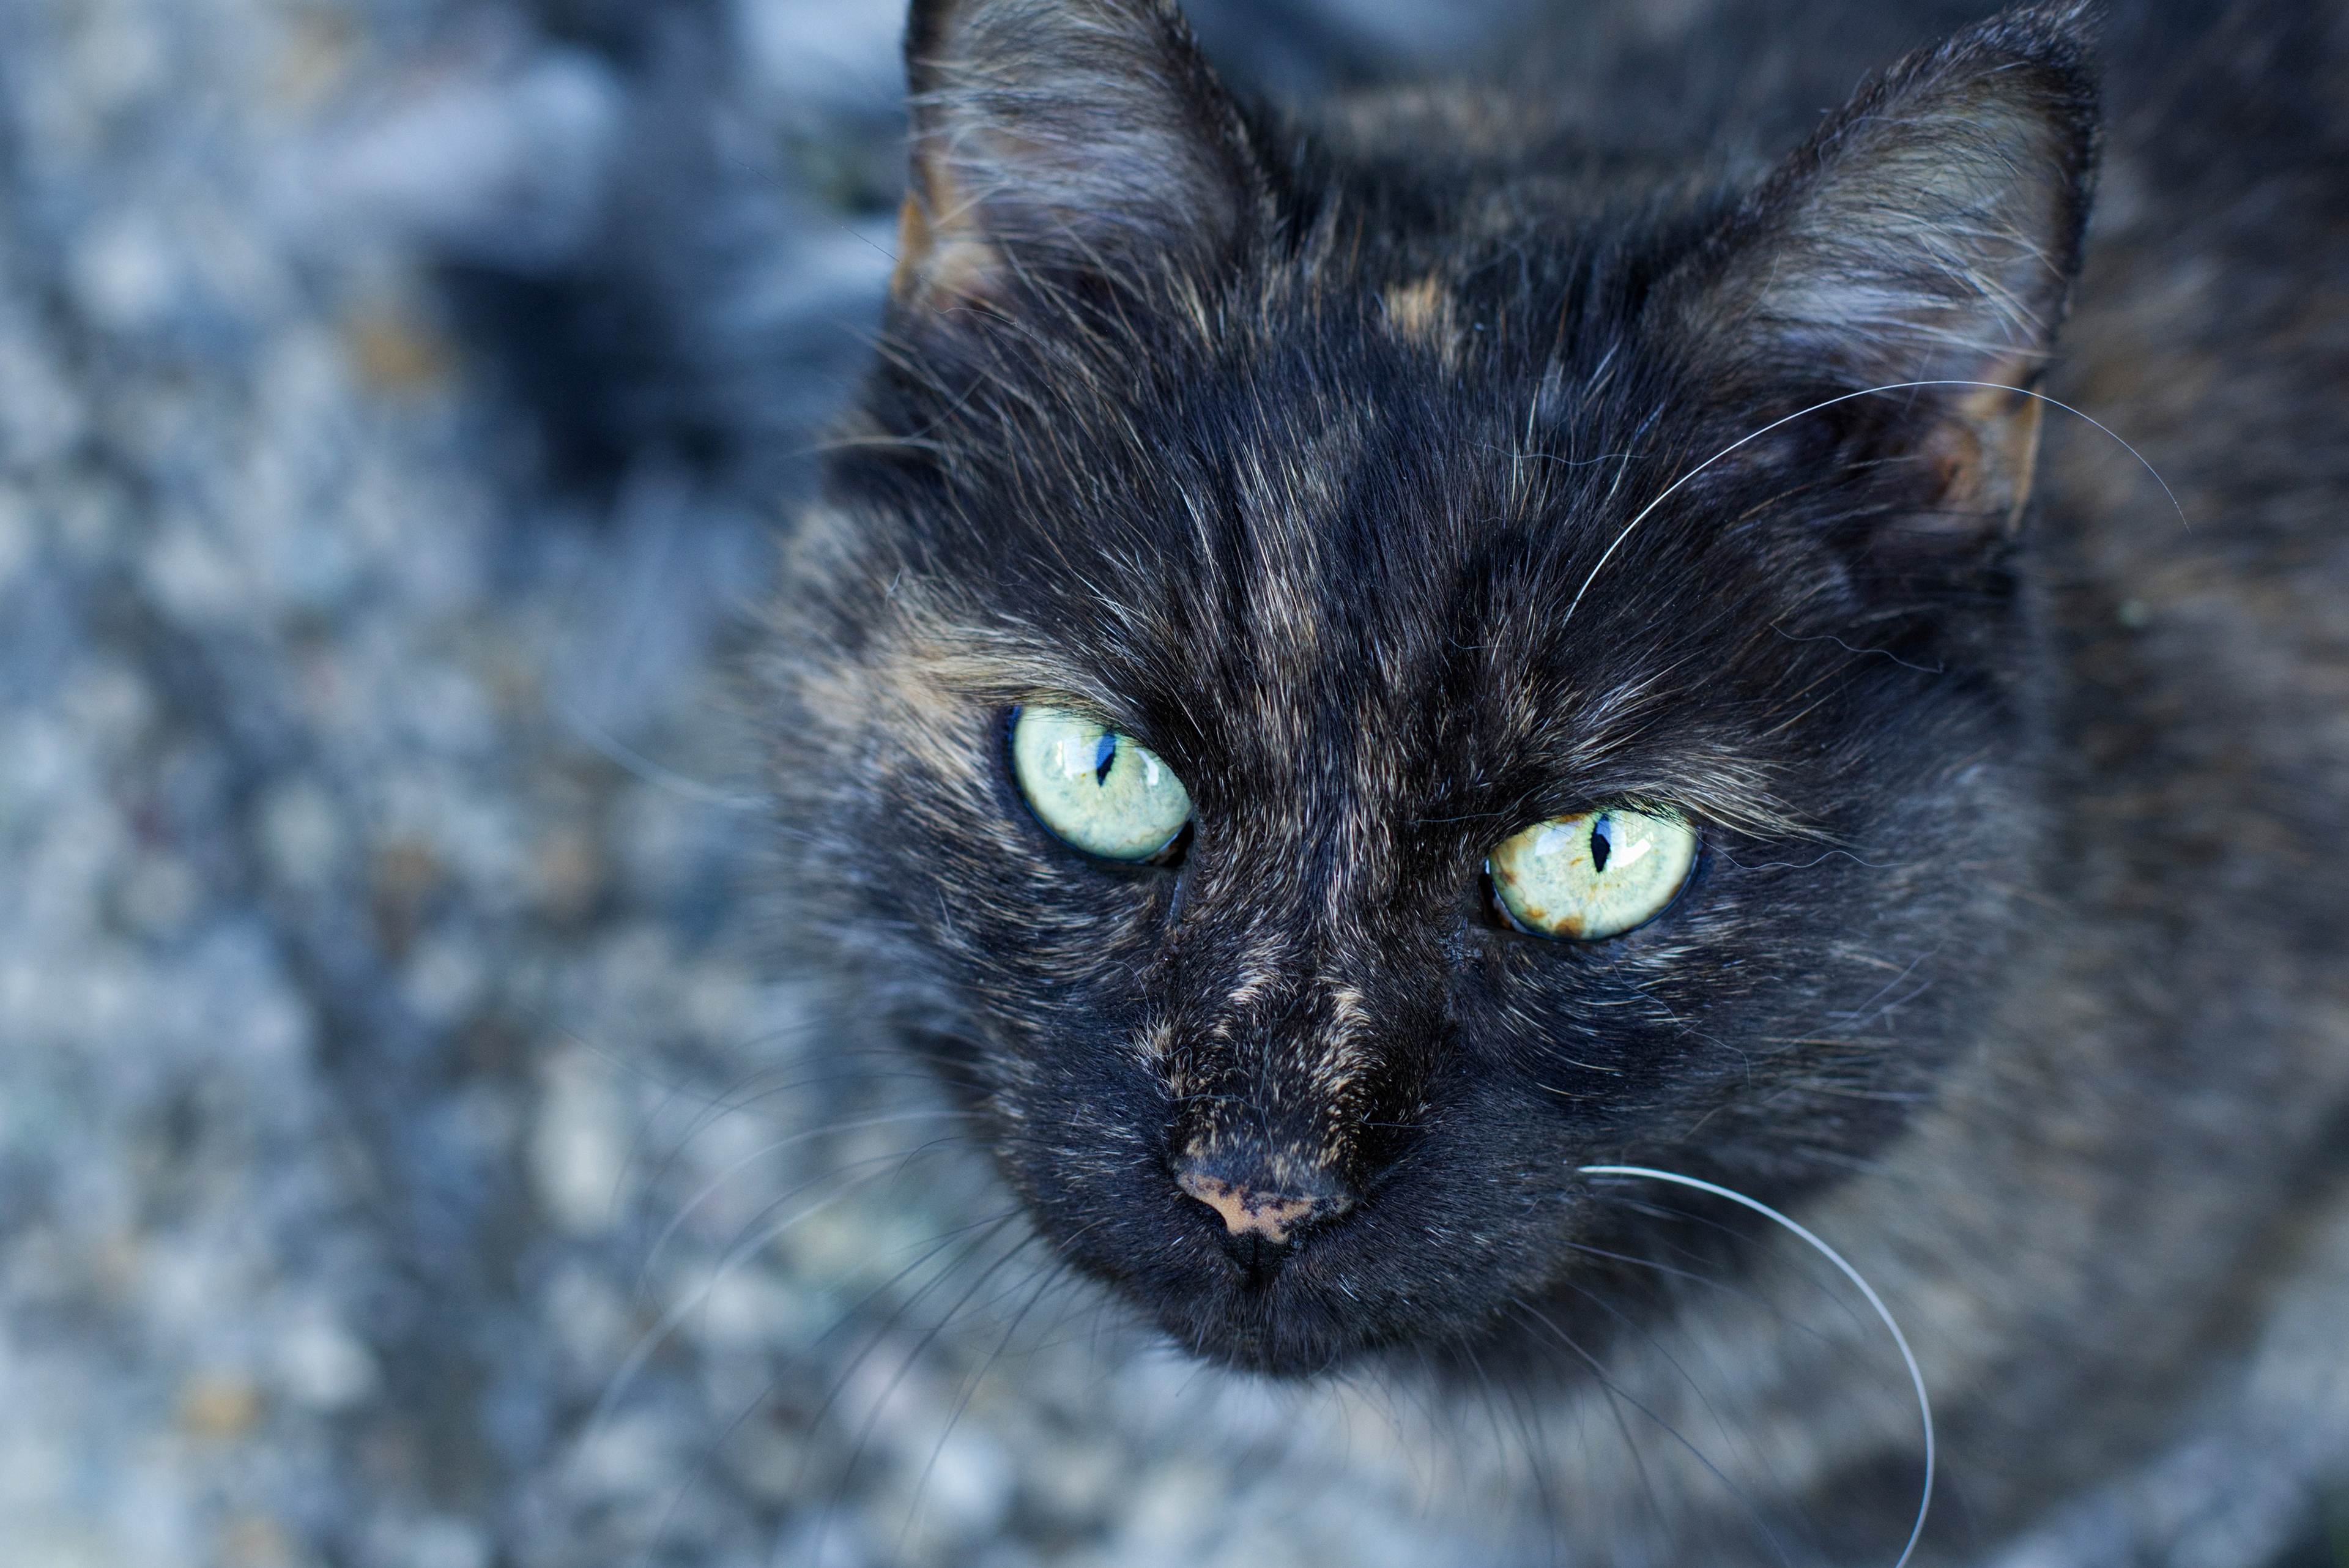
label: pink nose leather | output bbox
[1176,1170,1340,1244]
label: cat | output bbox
[758,0,2349,1562]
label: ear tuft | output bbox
[894,0,1260,318]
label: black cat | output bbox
[761,2,2349,1560]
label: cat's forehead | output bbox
[870,275,1814,830]
[1048,356,1702,718]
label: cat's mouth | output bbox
[1138,1189,1565,1377]
[1015,1098,1593,1378]
[1140,1197,1412,1377]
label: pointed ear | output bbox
[892,0,1261,318]
[1665,5,2099,540]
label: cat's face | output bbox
[772,0,2096,1377]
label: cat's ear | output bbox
[892,0,1261,319]
[1664,4,2099,541]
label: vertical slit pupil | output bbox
[1093,732,1118,786]
[1590,816,1613,874]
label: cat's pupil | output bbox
[1093,732,1117,787]
[1590,817,1614,874]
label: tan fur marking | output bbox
[1913,378,2047,540]
[1381,275,1459,354]
[891,125,1020,313]
[1954,378,2047,531]
[889,191,930,303]
[783,575,1132,847]
[2003,394,2046,529]
[1134,1016,1178,1074]
[1225,957,1280,1012]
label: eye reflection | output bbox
[1010,706,1192,862]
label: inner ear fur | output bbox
[894,0,1261,318]
[1664,2,2101,539]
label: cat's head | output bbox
[772,0,2098,1376]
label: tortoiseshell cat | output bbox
[762,1,2349,1561]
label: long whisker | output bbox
[583,1137,981,1449]
[668,1209,1025,1568]
[1579,1163,1934,1568]
[1584,1191,1888,1341]
[1551,1271,1761,1476]
[1511,1298,1778,1566]
[620,1053,987,1256]
[530,1017,836,1214]
[635,1107,982,1291]
[1560,379,2185,626]
[556,698,767,810]
[815,1215,1036,1559]
[1512,1296,1800,1568]
[894,1220,1106,1559]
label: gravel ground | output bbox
[0,3,1523,1566]
[2,4,2340,1568]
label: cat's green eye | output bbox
[1010,706,1192,863]
[1488,809,1696,941]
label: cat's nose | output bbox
[1173,1153,1354,1250]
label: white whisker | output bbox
[1560,379,2186,626]
[1579,1163,1934,1568]
[556,699,766,810]
[637,1107,980,1288]
[581,1142,978,1456]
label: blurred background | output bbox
[2,2,2342,1567]
[0,2,1540,1565]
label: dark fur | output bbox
[763,2,2349,1560]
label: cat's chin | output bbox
[1142,1278,1415,1379]
[1135,1247,1582,1381]
[1138,1257,1400,1379]
[1152,1304,1371,1379]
